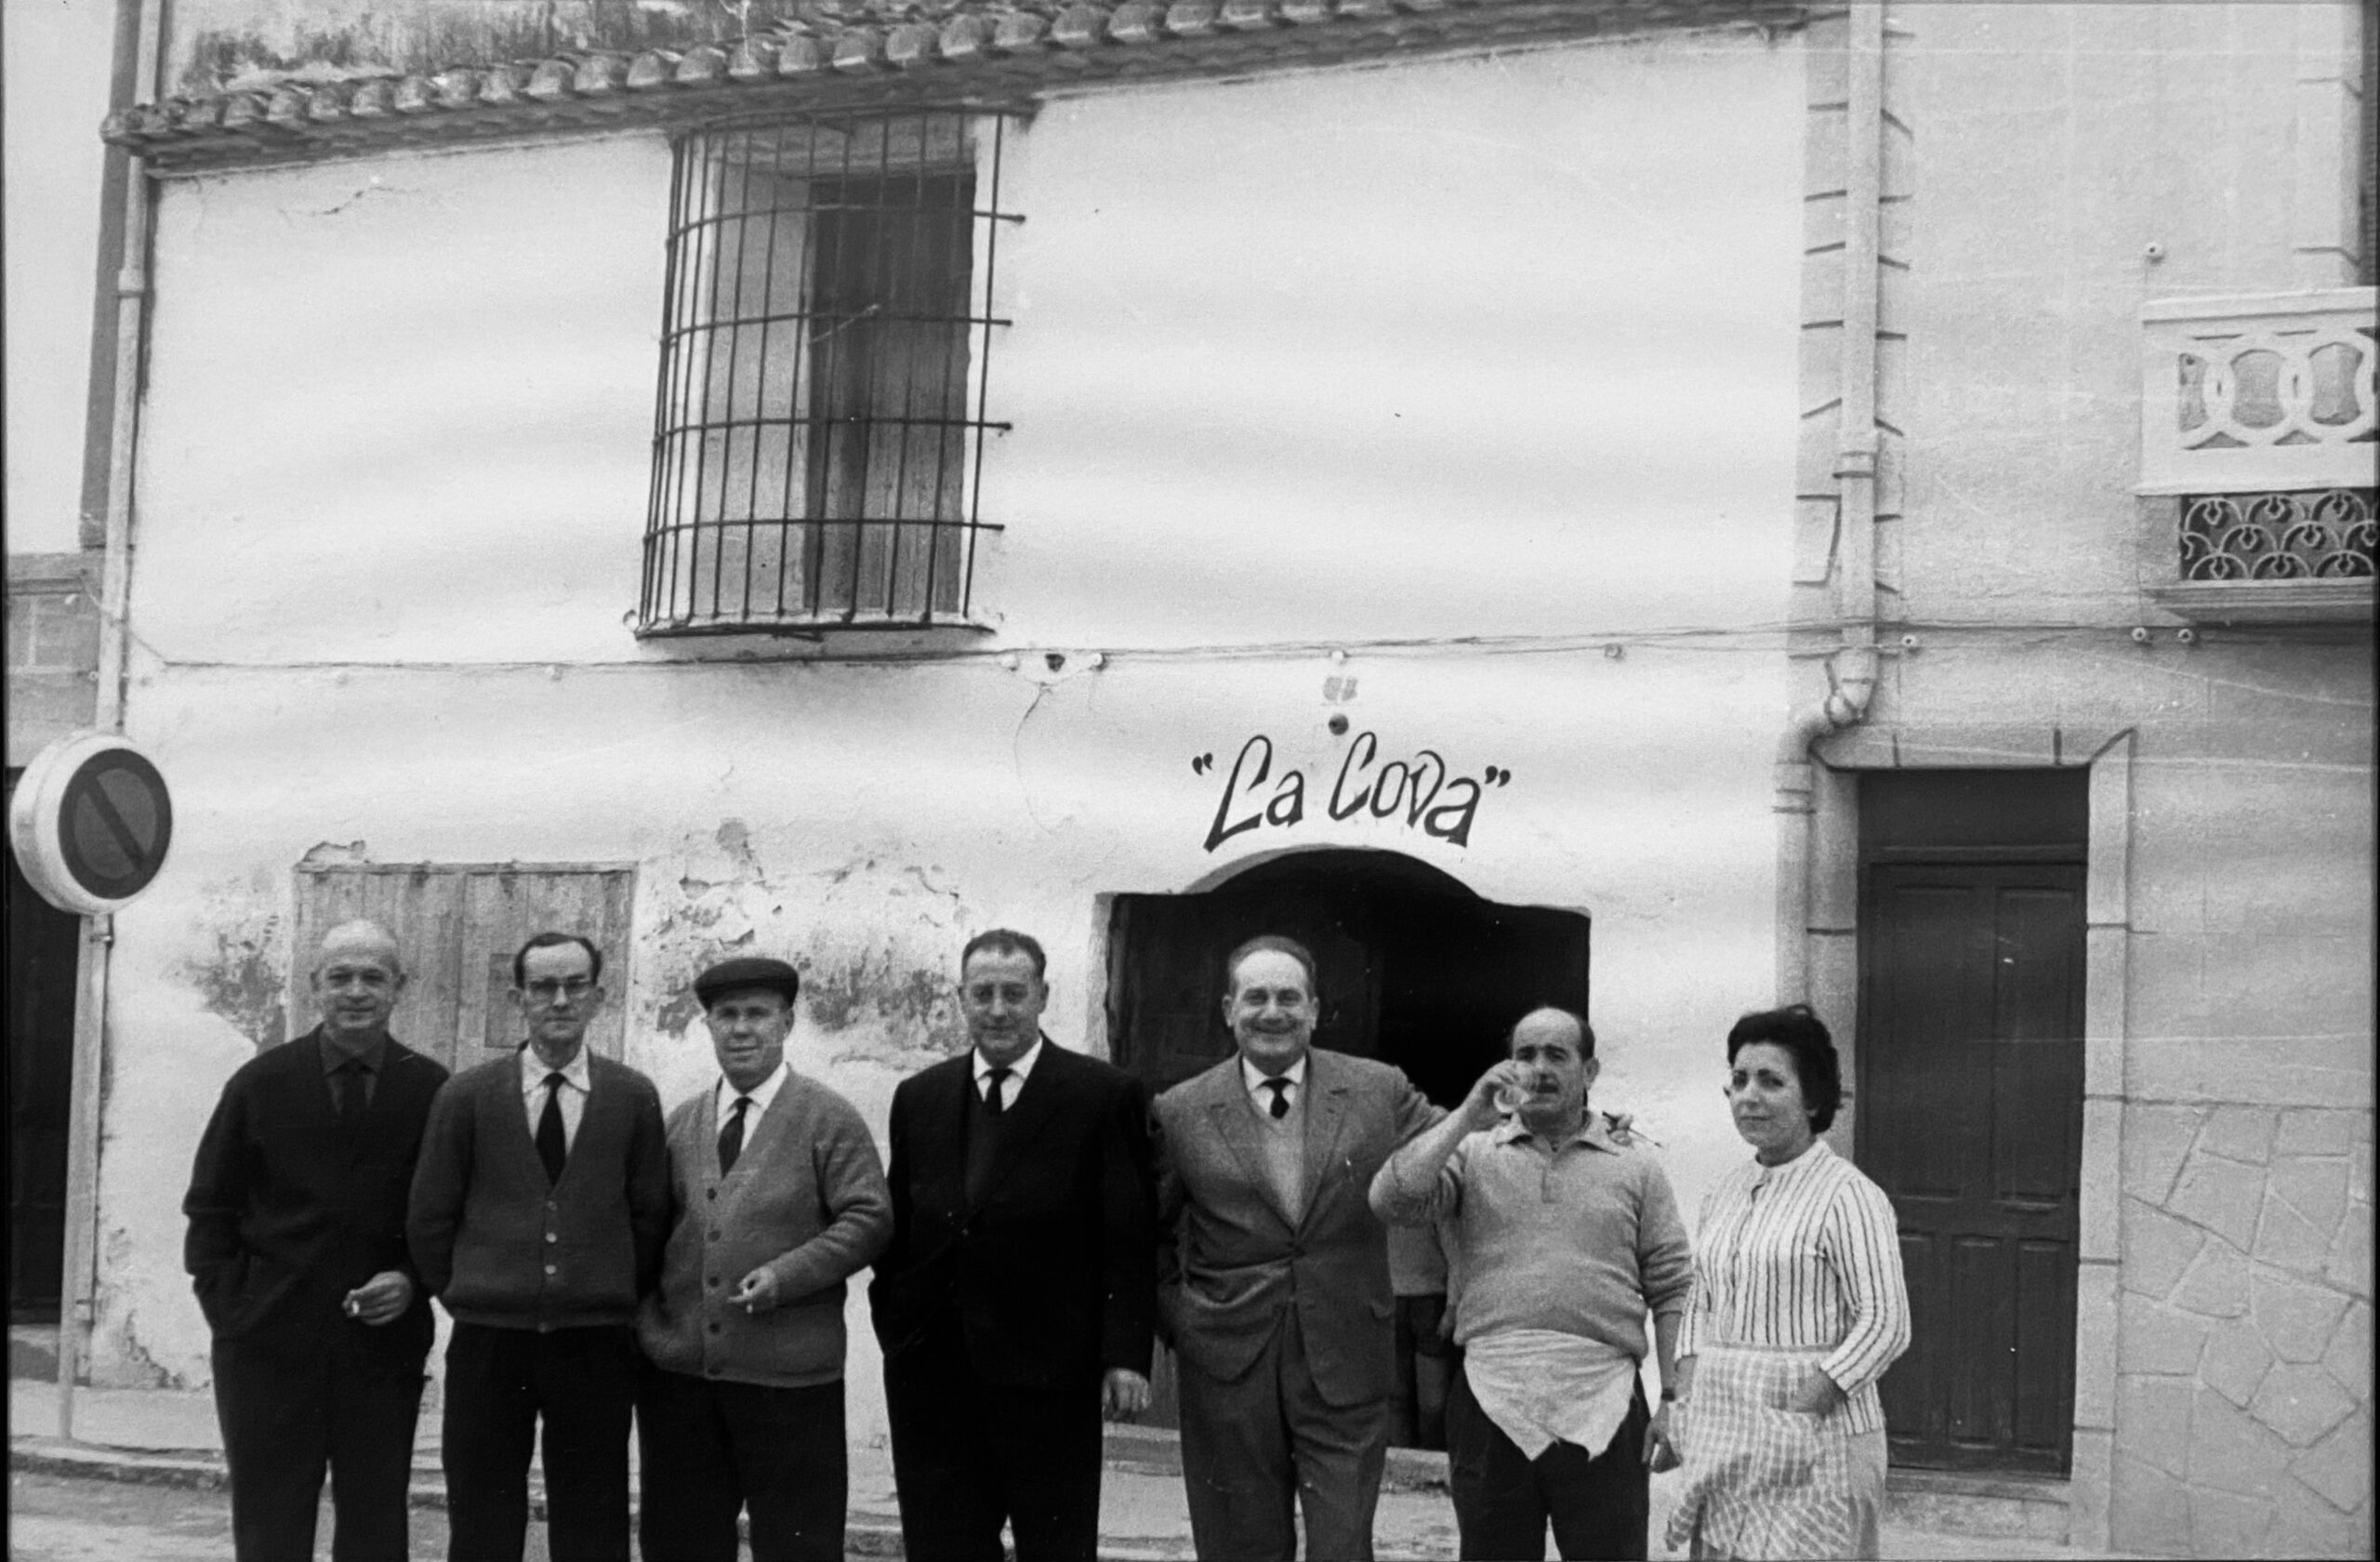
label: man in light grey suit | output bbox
[1151,934,1444,1561]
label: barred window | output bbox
[641,112,1014,633]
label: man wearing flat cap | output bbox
[870,929,1157,1562]
[635,956,893,1562]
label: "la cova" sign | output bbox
[1194,733,1512,854]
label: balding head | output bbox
[311,920,406,1052]
[317,920,403,979]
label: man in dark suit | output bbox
[870,928,1157,1562]
[183,919,450,1562]
[1153,934,1444,1561]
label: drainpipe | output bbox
[60,0,163,1442]
[1777,0,1887,1003]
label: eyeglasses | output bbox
[522,978,596,1001]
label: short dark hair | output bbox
[961,928,1047,981]
[1223,934,1318,999]
[512,932,603,989]
[1725,1004,1842,1132]
[1513,1005,1595,1059]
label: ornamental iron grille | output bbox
[2177,489,2378,580]
[641,111,1015,632]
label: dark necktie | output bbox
[719,1095,752,1175]
[337,1058,370,1132]
[536,1073,568,1185]
[1263,1078,1292,1120]
[984,1066,1012,1116]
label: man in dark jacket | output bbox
[183,919,449,1562]
[408,931,669,1562]
[870,929,1157,1562]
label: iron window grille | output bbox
[641,111,1016,633]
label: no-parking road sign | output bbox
[7,733,174,916]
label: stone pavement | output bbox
[10,1378,2148,1559]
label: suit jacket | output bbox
[182,1027,449,1365]
[868,1039,1157,1390]
[1153,1047,1442,1409]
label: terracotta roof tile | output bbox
[107,0,1805,170]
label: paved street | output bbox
[8,1471,536,1562]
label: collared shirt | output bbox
[713,1060,792,1133]
[319,1032,390,1111]
[972,1036,1043,1113]
[1374,1112,1694,1357]
[1239,1052,1308,1116]
[520,1043,592,1151]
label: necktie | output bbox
[337,1058,369,1132]
[536,1072,568,1185]
[984,1066,1013,1117]
[1263,1078,1292,1119]
[719,1095,752,1175]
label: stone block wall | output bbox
[2113,1105,2373,1556]
[6,552,100,767]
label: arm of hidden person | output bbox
[405,1079,474,1300]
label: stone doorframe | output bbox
[1793,722,2134,1554]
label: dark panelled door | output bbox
[7,770,83,1319]
[1861,859,2085,1474]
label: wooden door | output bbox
[7,773,81,1319]
[1860,859,2084,1474]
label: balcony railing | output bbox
[2139,288,2376,624]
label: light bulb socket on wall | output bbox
[2143,241,2166,262]
[1898,633,1919,651]
[2130,627,2151,643]
[2175,628,2197,645]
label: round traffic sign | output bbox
[7,733,175,915]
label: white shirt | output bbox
[972,1036,1044,1112]
[520,1043,592,1150]
[1240,1052,1308,1116]
[713,1060,792,1132]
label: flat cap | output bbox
[694,956,801,1007]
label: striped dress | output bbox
[1666,1140,1911,1561]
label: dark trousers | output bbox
[1176,1307,1388,1562]
[212,1331,424,1562]
[883,1326,1104,1562]
[1446,1365,1649,1562]
[635,1362,846,1562]
[442,1322,637,1562]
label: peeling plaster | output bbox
[183,886,287,1051]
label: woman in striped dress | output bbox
[1665,1006,1910,1560]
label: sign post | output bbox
[6,734,172,1442]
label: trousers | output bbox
[212,1330,424,1562]
[441,1322,637,1562]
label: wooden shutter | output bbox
[288,864,635,1073]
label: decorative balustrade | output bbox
[2140,289,2375,623]
[2139,288,2376,495]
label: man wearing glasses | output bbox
[408,933,670,1562]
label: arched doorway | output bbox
[1104,847,1593,1447]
